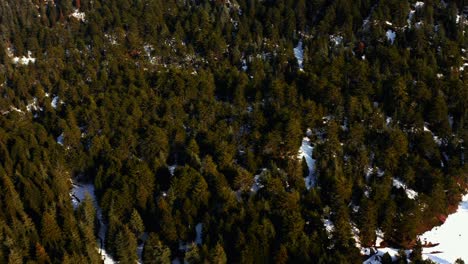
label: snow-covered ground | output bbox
[424,125,443,146]
[297,135,316,190]
[323,219,335,239]
[419,194,468,264]
[51,96,64,109]
[386,30,396,44]
[10,50,36,65]
[250,169,266,192]
[57,133,64,146]
[137,232,148,264]
[293,40,304,71]
[363,194,468,264]
[363,247,411,264]
[168,165,177,176]
[330,35,343,46]
[70,9,86,22]
[392,178,418,199]
[71,182,116,264]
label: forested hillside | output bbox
[0,0,467,263]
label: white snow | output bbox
[415,2,425,9]
[250,169,266,192]
[420,194,468,264]
[392,178,418,199]
[330,35,343,46]
[144,44,157,64]
[293,40,304,71]
[363,247,410,264]
[71,182,115,264]
[386,117,392,126]
[26,98,42,112]
[70,9,86,22]
[57,133,64,146]
[51,96,64,109]
[323,219,335,239]
[241,59,248,71]
[424,125,443,146]
[297,136,316,190]
[366,167,385,180]
[408,10,416,28]
[375,229,385,247]
[11,51,36,65]
[361,230,413,263]
[195,223,203,245]
[386,30,396,44]
[137,232,149,264]
[168,165,177,176]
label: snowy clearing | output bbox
[420,194,468,264]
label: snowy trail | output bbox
[71,182,116,264]
[297,136,316,189]
[420,194,468,263]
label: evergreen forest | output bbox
[0,0,467,263]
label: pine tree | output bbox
[210,243,227,264]
[143,233,171,264]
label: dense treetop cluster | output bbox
[0,0,466,263]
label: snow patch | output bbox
[408,10,416,28]
[363,247,410,264]
[71,182,115,264]
[297,136,316,190]
[168,165,177,176]
[241,59,248,71]
[330,35,343,46]
[420,194,468,264]
[293,40,304,71]
[386,30,396,44]
[323,219,335,239]
[11,50,36,65]
[26,98,42,112]
[70,9,86,22]
[51,96,64,109]
[137,232,149,264]
[392,178,418,199]
[57,133,64,146]
[415,2,425,9]
[251,169,267,192]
